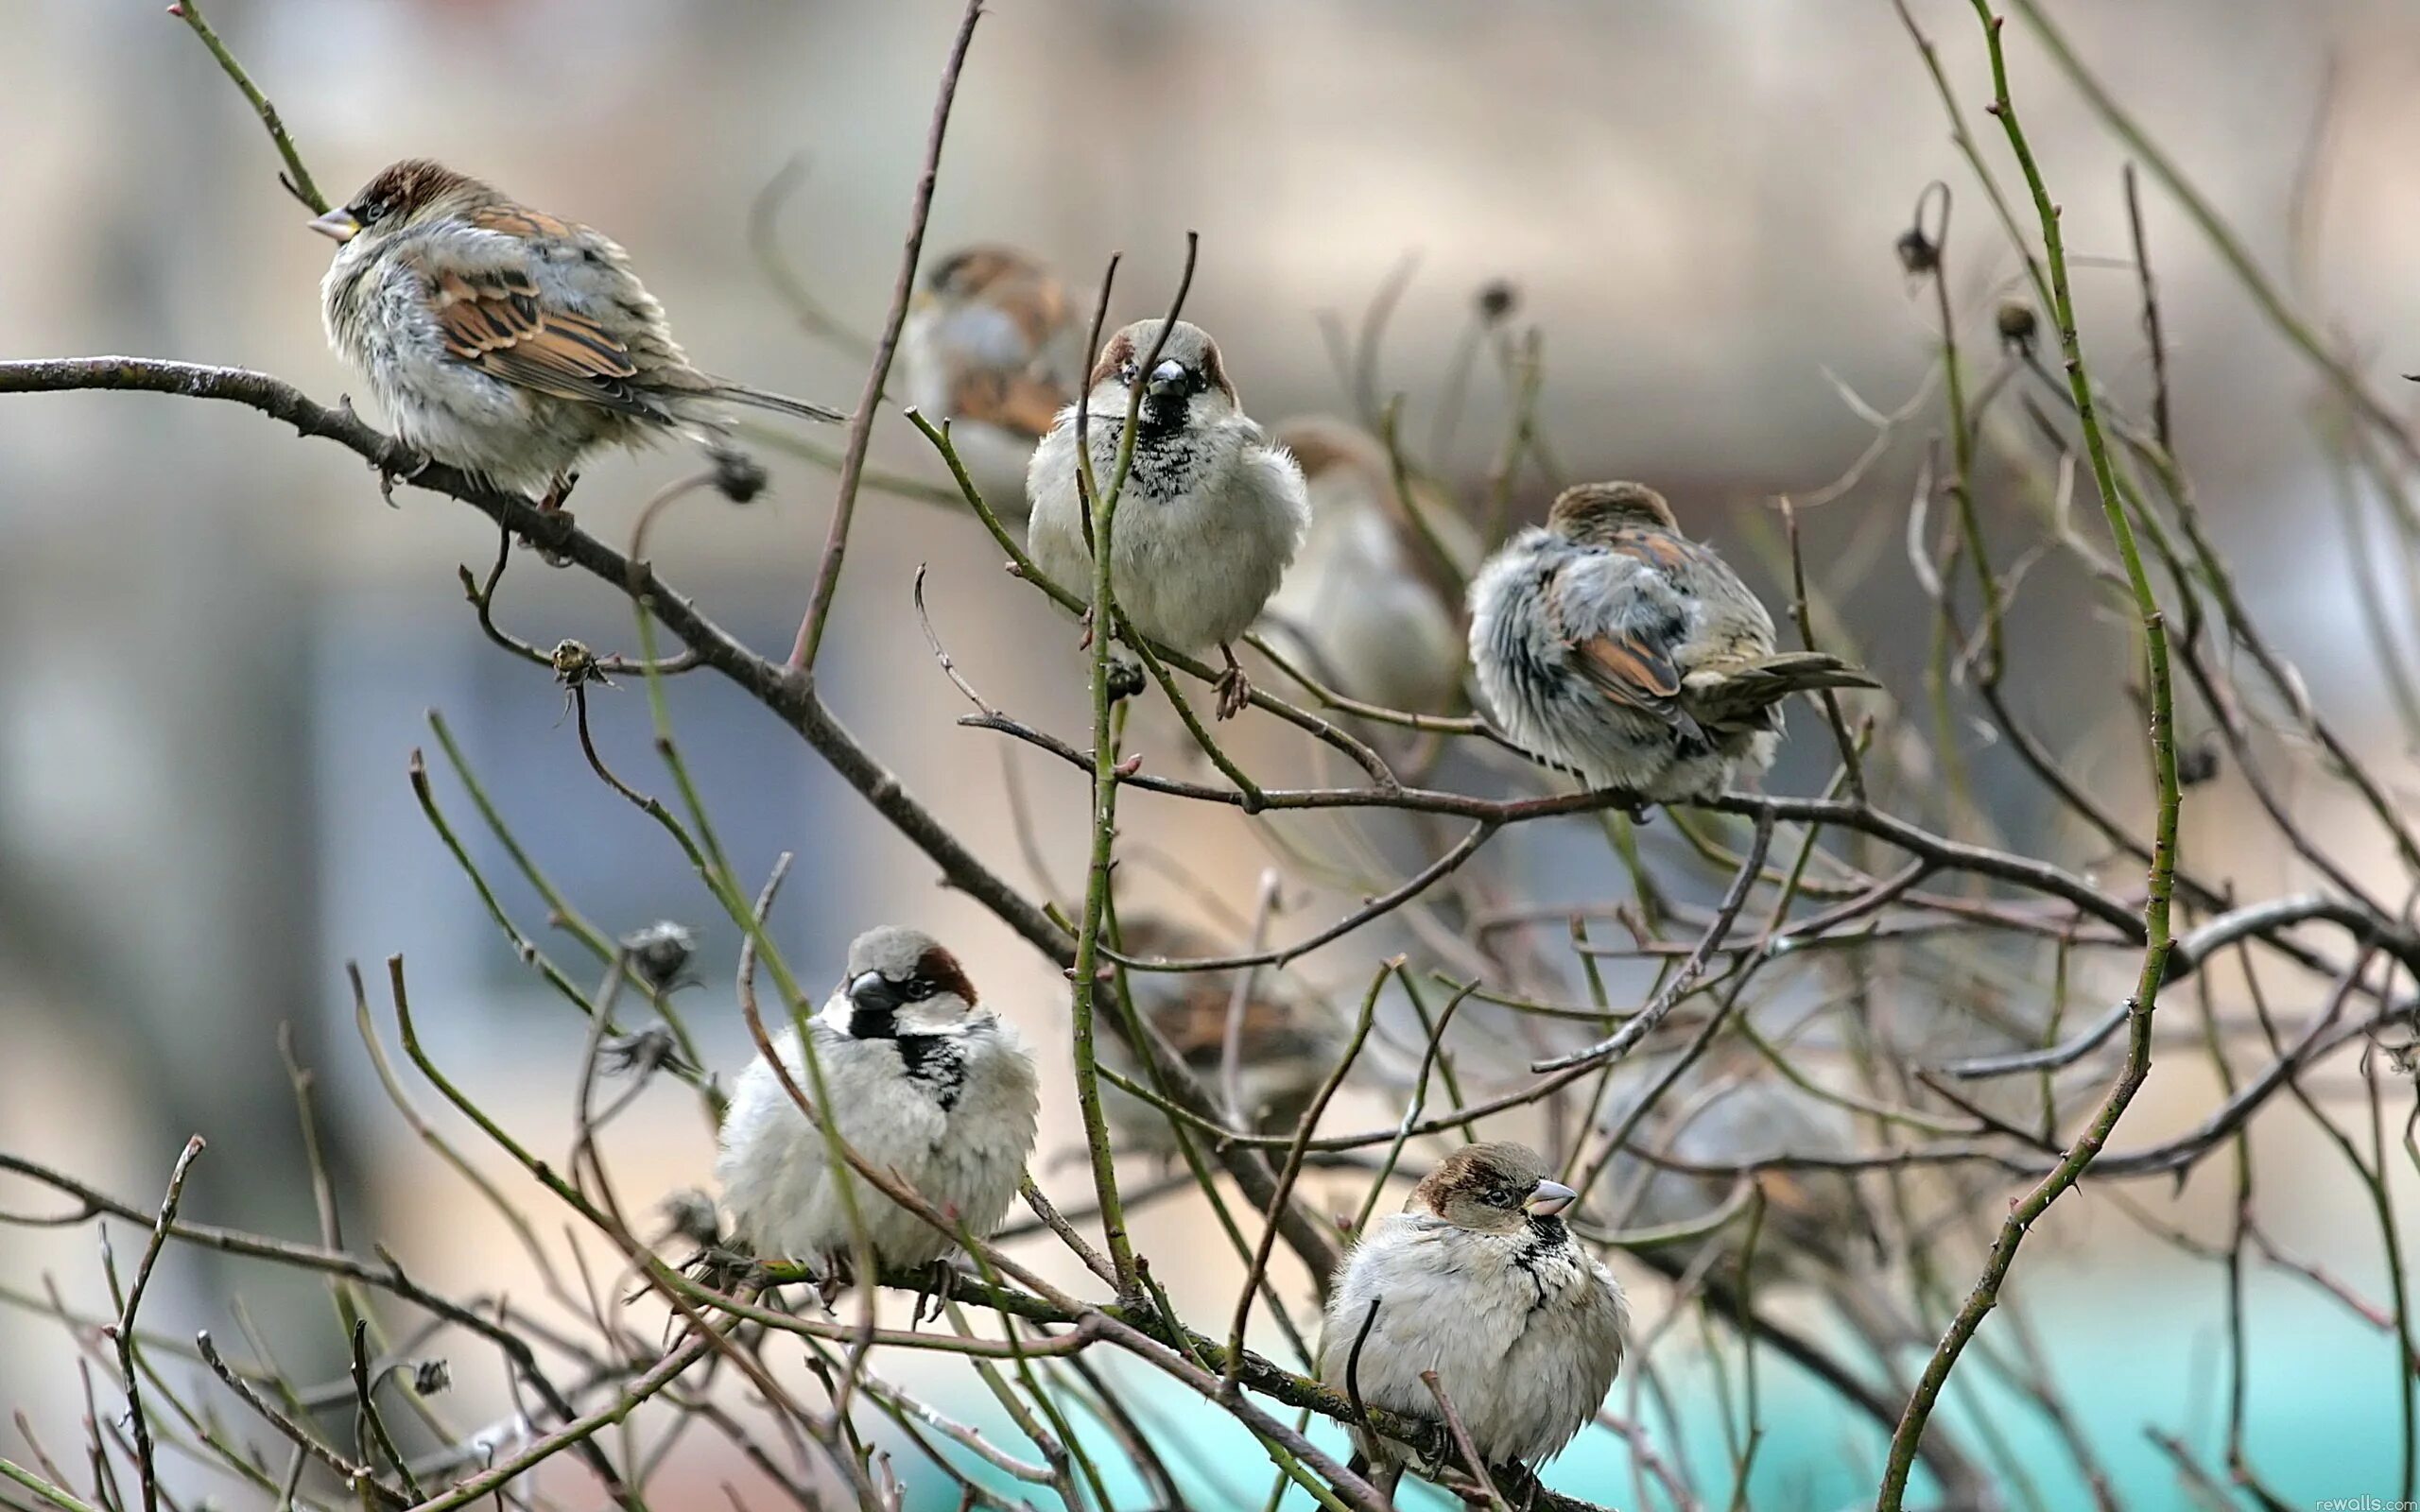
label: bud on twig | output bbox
[601,1025,688,1080]
[551,639,613,690]
[660,1188,723,1248]
[1476,279,1519,325]
[1895,227,1939,277]
[713,447,769,504]
[621,920,697,991]
[1996,300,2039,357]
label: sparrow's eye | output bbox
[900,976,938,1002]
[354,199,385,228]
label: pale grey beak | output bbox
[1525,1178,1579,1217]
[1146,358,1190,402]
[308,208,362,244]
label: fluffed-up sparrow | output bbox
[1320,1143,1627,1497]
[314,159,841,507]
[716,926,1038,1280]
[1468,481,1876,799]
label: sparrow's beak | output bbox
[1146,358,1192,402]
[308,208,362,244]
[847,971,895,1011]
[1524,1178,1579,1217]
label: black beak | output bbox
[847,971,899,1013]
[1146,358,1192,402]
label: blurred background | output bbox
[5,1,2420,1507]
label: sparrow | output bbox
[715,926,1039,1282]
[1467,481,1877,800]
[1320,1143,1627,1497]
[1026,318,1310,719]
[1259,416,1476,715]
[900,245,1084,514]
[1596,1060,1876,1282]
[1095,914,1346,1156]
[313,159,842,507]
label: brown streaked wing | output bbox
[1547,551,1688,727]
[428,264,658,419]
[1152,983,1306,1065]
[466,202,580,242]
[950,367,1067,440]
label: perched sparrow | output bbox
[1095,914,1346,1155]
[1596,1062,1875,1280]
[1468,481,1876,799]
[1259,416,1476,715]
[1320,1143,1626,1496]
[313,159,841,507]
[716,926,1039,1279]
[1027,319,1309,719]
[900,246,1083,514]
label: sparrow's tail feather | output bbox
[708,381,847,424]
[1685,651,1878,725]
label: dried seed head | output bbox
[713,448,769,504]
[661,1188,723,1247]
[622,920,697,991]
[1895,227,1939,276]
[1476,279,1519,324]
[551,639,609,689]
[601,1025,687,1079]
[1996,300,2039,356]
[2175,733,2221,787]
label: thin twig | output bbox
[790,0,986,672]
[105,1137,205,1512]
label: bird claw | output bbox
[1214,663,1252,721]
[679,1245,772,1297]
[911,1259,960,1326]
[811,1256,855,1313]
[372,444,430,507]
[522,484,579,568]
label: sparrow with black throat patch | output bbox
[715,926,1038,1299]
[1468,481,1877,800]
[1026,318,1309,719]
[314,159,842,511]
[1319,1143,1627,1499]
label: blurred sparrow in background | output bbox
[1320,1143,1627,1497]
[1468,481,1876,799]
[717,926,1038,1286]
[900,245,1083,514]
[314,159,841,507]
[1028,318,1309,718]
[1595,1057,1877,1280]
[1259,416,1476,715]
[1094,913,1346,1156]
